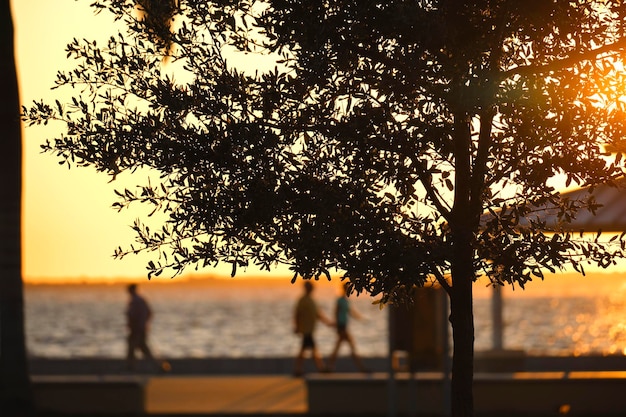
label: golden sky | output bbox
[13,0,258,283]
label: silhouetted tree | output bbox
[23,1,626,416]
[0,1,32,415]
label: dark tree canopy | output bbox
[23,1,626,415]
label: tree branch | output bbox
[470,108,495,223]
[410,157,452,221]
[432,267,452,294]
[501,36,626,79]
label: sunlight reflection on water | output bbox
[24,274,626,358]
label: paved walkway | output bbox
[145,375,307,415]
[33,371,626,416]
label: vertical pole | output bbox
[491,285,503,351]
[442,290,451,417]
[387,308,396,417]
[408,368,416,417]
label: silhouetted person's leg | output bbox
[294,347,306,376]
[328,329,367,372]
[127,333,138,371]
[344,332,367,372]
[311,347,327,372]
[136,332,169,372]
[135,332,152,359]
[327,333,345,371]
[295,333,326,375]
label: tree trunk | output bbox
[449,236,475,417]
[449,107,475,417]
[0,2,33,415]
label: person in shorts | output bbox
[293,281,333,376]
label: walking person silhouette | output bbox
[293,281,333,376]
[125,283,170,373]
[327,282,368,372]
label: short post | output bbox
[491,285,503,350]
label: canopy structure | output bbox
[547,177,626,233]
[486,177,626,351]
[481,177,626,233]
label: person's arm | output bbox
[317,308,335,327]
[294,301,301,333]
[140,298,153,330]
[349,303,365,321]
[146,300,153,322]
[125,304,131,330]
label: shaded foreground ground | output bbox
[32,372,626,417]
[33,374,305,416]
[30,355,626,417]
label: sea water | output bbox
[23,274,626,359]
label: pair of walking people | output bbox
[293,281,367,376]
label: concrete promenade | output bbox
[28,353,626,376]
[30,355,626,416]
[32,371,626,416]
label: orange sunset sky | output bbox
[12,0,626,289]
[13,0,279,283]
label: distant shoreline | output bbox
[22,275,346,292]
[23,270,626,298]
[24,274,298,286]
